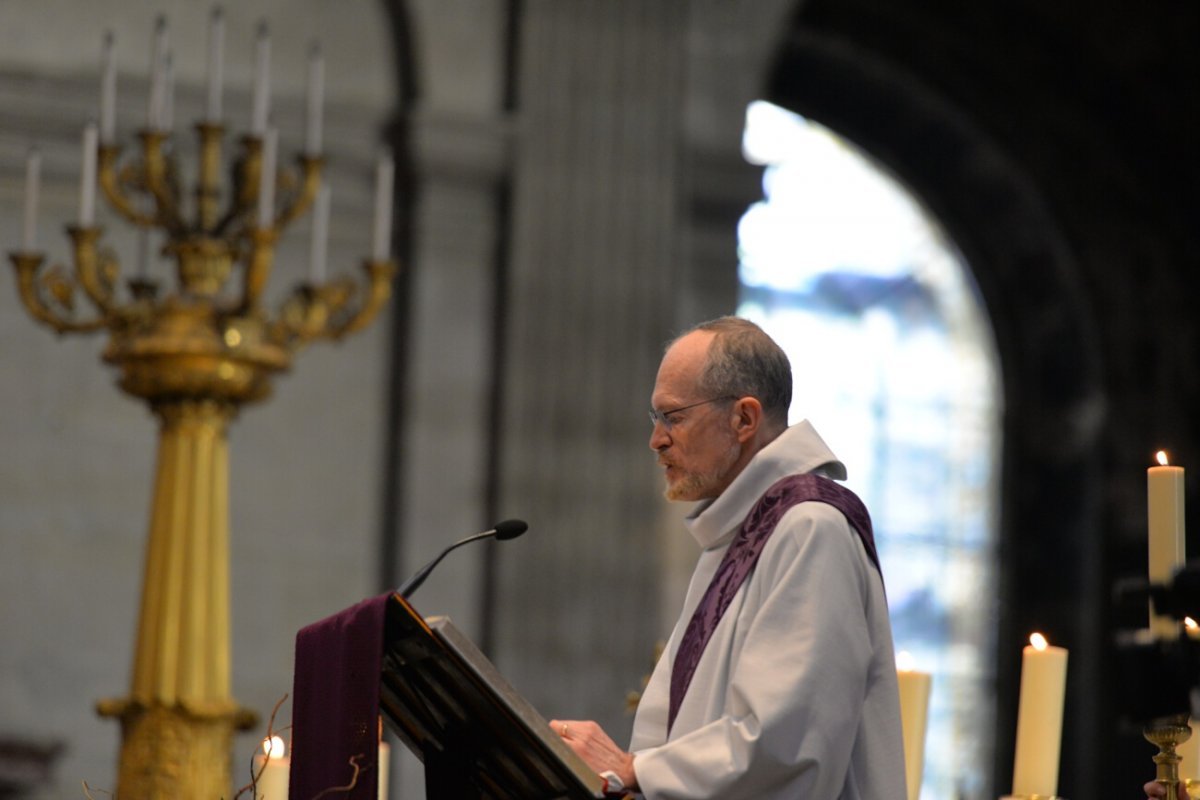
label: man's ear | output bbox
[731,397,763,443]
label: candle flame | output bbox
[1029,632,1049,650]
[262,735,286,760]
[896,650,916,672]
[1187,617,1200,631]
[1157,450,1171,466]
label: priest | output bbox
[550,316,906,799]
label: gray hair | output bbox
[673,316,792,429]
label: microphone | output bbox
[397,519,528,599]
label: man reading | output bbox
[550,316,906,799]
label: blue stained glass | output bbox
[738,101,1003,800]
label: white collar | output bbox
[683,420,845,550]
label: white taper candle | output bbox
[1149,451,1186,637]
[23,148,41,252]
[162,53,175,133]
[378,740,390,799]
[80,123,99,227]
[136,226,150,278]
[254,736,289,800]
[1011,633,1069,797]
[1179,719,1200,782]
[896,653,932,800]
[205,6,225,122]
[257,127,278,228]
[100,31,117,145]
[310,183,330,283]
[251,21,271,136]
[371,153,394,261]
[304,43,324,157]
[146,16,168,131]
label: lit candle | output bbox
[257,127,278,229]
[146,16,168,131]
[79,123,99,227]
[100,31,117,145]
[205,6,225,122]
[896,652,932,800]
[23,147,41,252]
[250,21,271,136]
[1011,632,1068,797]
[304,42,324,157]
[1149,451,1186,637]
[253,735,289,800]
[371,153,394,261]
[310,183,330,283]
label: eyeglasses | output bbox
[648,396,737,430]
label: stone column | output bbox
[395,107,510,633]
[492,0,687,735]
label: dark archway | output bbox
[766,18,1116,800]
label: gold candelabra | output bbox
[8,40,395,797]
[1145,714,1193,800]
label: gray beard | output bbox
[664,439,741,502]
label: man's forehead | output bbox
[653,331,713,398]
[665,330,714,367]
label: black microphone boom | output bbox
[397,519,528,599]
[493,518,527,540]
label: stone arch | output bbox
[763,22,1108,796]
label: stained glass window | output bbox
[738,100,1002,799]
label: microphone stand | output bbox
[398,519,528,599]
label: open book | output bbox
[381,594,616,799]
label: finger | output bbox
[548,719,577,739]
[1144,779,1167,798]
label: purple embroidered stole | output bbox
[667,473,880,732]
[289,592,390,800]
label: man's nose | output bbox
[649,421,670,452]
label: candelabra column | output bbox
[85,241,292,797]
[97,398,255,799]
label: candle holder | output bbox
[1145,713,1193,800]
[9,63,394,800]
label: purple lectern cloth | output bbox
[289,592,391,800]
[668,474,880,732]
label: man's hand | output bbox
[549,718,638,792]
[1144,779,1188,799]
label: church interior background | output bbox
[0,0,1197,797]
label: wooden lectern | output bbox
[381,594,613,799]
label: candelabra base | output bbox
[97,697,257,800]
